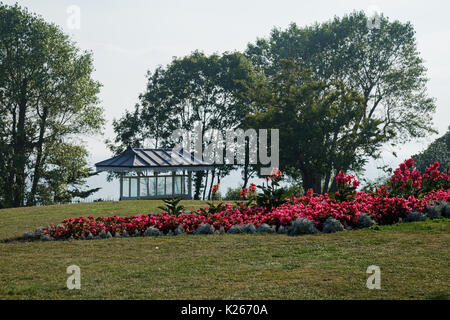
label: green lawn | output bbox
[0,201,449,299]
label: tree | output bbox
[412,127,449,173]
[0,4,104,208]
[245,59,384,193]
[246,11,436,188]
[36,142,101,205]
[110,51,254,199]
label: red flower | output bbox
[211,184,220,195]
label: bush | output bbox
[144,227,163,236]
[243,224,257,234]
[40,234,53,241]
[227,225,246,234]
[322,217,345,233]
[224,187,242,200]
[357,213,376,228]
[288,218,318,236]
[442,202,450,218]
[158,198,185,215]
[257,223,276,233]
[277,225,288,234]
[424,203,445,219]
[23,231,36,240]
[193,223,215,235]
[406,211,427,222]
[174,224,185,235]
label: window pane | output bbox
[148,177,156,196]
[140,177,148,197]
[130,178,138,197]
[174,176,182,194]
[157,177,165,195]
[166,176,173,195]
[122,177,129,197]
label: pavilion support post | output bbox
[119,173,123,201]
[172,171,175,197]
[188,171,192,200]
[137,172,140,200]
[155,172,159,197]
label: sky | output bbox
[5,0,450,200]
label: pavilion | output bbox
[95,146,214,200]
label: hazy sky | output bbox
[6,0,450,199]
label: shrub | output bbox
[40,234,53,241]
[256,168,289,210]
[322,217,345,233]
[227,225,246,234]
[158,198,185,216]
[174,224,185,235]
[242,223,257,234]
[224,187,242,200]
[288,218,318,236]
[406,211,427,222]
[277,225,288,234]
[334,171,360,201]
[357,213,376,228]
[424,203,445,219]
[257,223,275,233]
[144,227,163,236]
[442,202,450,218]
[193,223,215,235]
[389,159,450,198]
[23,231,36,240]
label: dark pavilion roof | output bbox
[95,146,214,173]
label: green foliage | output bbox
[108,51,256,199]
[412,127,449,173]
[245,11,436,192]
[0,3,104,208]
[158,198,185,215]
[245,59,381,193]
[255,171,289,210]
[284,184,304,198]
[224,187,242,200]
[198,202,225,216]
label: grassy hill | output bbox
[0,201,449,299]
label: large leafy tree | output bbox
[0,4,104,208]
[412,127,449,174]
[246,59,383,192]
[246,11,436,188]
[110,51,254,199]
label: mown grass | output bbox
[0,201,449,300]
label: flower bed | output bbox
[27,159,450,241]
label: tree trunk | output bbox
[302,170,322,194]
[323,170,331,194]
[12,80,28,207]
[207,169,216,200]
[193,171,204,200]
[28,106,48,206]
[242,139,251,188]
[202,170,209,200]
